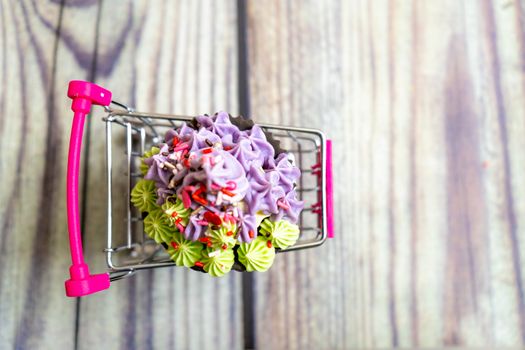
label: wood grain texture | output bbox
[1,0,524,349]
[76,1,244,350]
[0,0,96,348]
[245,0,525,348]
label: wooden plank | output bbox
[245,0,525,348]
[77,1,243,349]
[0,0,100,348]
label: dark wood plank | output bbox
[245,0,525,348]
[77,1,244,349]
[0,0,100,348]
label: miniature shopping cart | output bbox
[65,81,334,297]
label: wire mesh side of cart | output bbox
[104,111,328,277]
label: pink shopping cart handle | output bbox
[326,139,334,238]
[65,81,112,297]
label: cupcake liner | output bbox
[188,114,287,157]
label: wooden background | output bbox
[1,0,524,349]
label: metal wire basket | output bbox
[64,81,334,297]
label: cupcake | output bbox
[130,112,304,276]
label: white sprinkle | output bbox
[163,162,175,170]
[191,207,203,216]
[208,250,222,258]
[229,194,242,203]
[216,191,223,206]
[176,163,184,171]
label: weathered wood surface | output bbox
[246,0,525,348]
[0,0,90,348]
[1,0,524,349]
[77,1,243,350]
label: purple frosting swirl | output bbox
[141,112,304,242]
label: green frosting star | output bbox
[207,225,237,250]
[162,197,191,229]
[167,231,204,267]
[237,236,276,272]
[140,146,160,175]
[201,247,235,277]
[260,219,300,250]
[131,179,158,213]
[144,209,174,243]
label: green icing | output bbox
[260,219,300,250]
[131,179,158,213]
[140,146,160,175]
[144,210,174,243]
[201,247,234,277]
[167,231,204,267]
[162,197,191,228]
[207,225,237,249]
[237,236,275,272]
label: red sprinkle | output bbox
[204,211,222,226]
[221,244,228,250]
[182,191,191,208]
[171,211,178,218]
[226,231,233,236]
[224,145,233,151]
[199,237,211,243]
[224,215,236,224]
[174,142,189,151]
[193,195,208,206]
[207,241,212,247]
[172,136,180,146]
[202,147,213,154]
[221,188,236,197]
[194,187,204,196]
[277,200,290,210]
[194,261,204,268]
[248,230,255,238]
[267,241,273,248]
[171,242,179,249]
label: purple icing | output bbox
[184,211,207,241]
[237,212,257,243]
[271,188,304,223]
[141,111,304,241]
[178,148,249,205]
[272,153,301,193]
[227,138,262,172]
[247,125,275,168]
[245,166,286,215]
